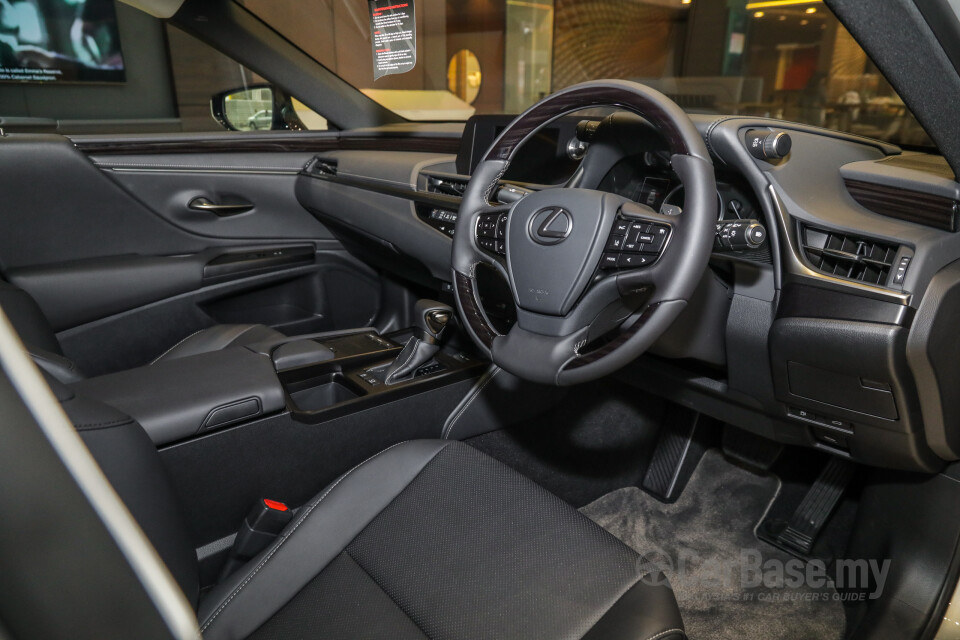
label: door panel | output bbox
[0,133,391,376]
[91,152,333,240]
[56,257,380,377]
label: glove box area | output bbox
[769,316,940,472]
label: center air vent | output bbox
[799,225,899,286]
[312,158,338,177]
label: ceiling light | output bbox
[681,0,692,5]
[745,0,822,9]
[778,15,786,20]
[754,11,765,17]
[800,19,808,25]
[805,6,817,13]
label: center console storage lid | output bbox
[71,348,285,445]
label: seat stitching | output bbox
[576,572,673,640]
[442,366,501,439]
[643,629,685,640]
[344,549,431,639]
[150,329,206,364]
[73,418,135,431]
[199,440,435,633]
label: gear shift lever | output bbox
[382,300,453,384]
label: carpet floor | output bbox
[581,449,846,640]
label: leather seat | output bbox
[0,278,283,382]
[53,375,686,640]
[197,440,685,640]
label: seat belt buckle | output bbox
[235,498,293,557]
[219,498,293,581]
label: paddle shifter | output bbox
[382,299,453,384]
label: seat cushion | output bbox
[151,324,284,364]
[198,440,685,640]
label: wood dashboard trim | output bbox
[72,134,461,156]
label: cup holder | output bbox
[289,374,359,412]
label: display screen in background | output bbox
[637,177,671,210]
[0,0,125,83]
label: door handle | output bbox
[188,197,254,216]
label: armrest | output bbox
[71,348,285,445]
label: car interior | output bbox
[5,0,960,639]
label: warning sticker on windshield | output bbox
[368,1,417,80]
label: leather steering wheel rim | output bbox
[451,80,717,386]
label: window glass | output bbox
[239,0,933,148]
[0,3,324,135]
[165,25,327,132]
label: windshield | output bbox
[239,0,933,149]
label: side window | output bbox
[0,1,323,135]
[165,25,328,132]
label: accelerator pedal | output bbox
[759,456,855,557]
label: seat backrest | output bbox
[46,371,201,608]
[0,278,85,383]
[0,278,61,355]
[0,307,200,640]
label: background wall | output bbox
[0,2,177,131]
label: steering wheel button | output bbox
[630,221,651,234]
[600,253,620,269]
[613,220,630,234]
[635,232,656,244]
[623,240,641,252]
[617,253,650,268]
[605,235,626,251]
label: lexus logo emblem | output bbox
[530,207,573,245]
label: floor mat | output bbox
[581,449,846,640]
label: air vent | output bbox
[425,174,469,197]
[312,158,338,176]
[845,178,957,232]
[799,225,899,286]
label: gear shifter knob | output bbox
[415,299,453,344]
[381,300,455,385]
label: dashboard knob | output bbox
[715,219,767,250]
[745,129,792,161]
[745,222,767,247]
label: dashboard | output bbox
[295,110,960,476]
[599,152,761,222]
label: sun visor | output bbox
[118,0,186,19]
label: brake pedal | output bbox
[642,406,710,502]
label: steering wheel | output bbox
[451,80,716,386]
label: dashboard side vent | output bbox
[312,158,338,177]
[425,173,469,197]
[799,225,899,286]
[845,178,958,232]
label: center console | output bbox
[70,302,483,447]
[266,325,482,423]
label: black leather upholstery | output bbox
[0,275,284,380]
[151,324,284,364]
[197,440,686,640]
[0,279,61,354]
[54,365,686,640]
[46,373,200,608]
